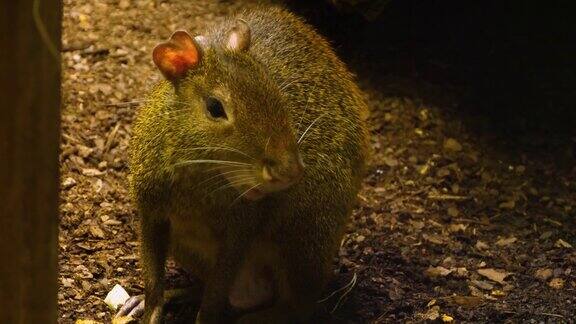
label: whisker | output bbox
[159,107,192,116]
[229,183,261,207]
[220,173,256,183]
[206,177,255,197]
[196,168,253,188]
[203,174,252,194]
[176,146,255,160]
[296,98,310,135]
[264,136,271,156]
[298,112,329,144]
[108,98,192,109]
[279,78,300,92]
[204,165,241,174]
[174,159,251,168]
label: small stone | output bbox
[447,206,459,218]
[383,156,399,167]
[82,168,105,176]
[118,0,130,9]
[499,200,516,209]
[104,219,123,226]
[444,138,462,152]
[76,145,94,158]
[553,268,564,278]
[98,161,108,170]
[62,177,77,189]
[61,277,75,288]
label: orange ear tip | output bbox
[171,30,192,39]
[152,31,201,80]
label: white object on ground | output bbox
[104,284,131,311]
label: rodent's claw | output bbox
[115,295,145,318]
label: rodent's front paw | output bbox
[115,295,164,324]
[115,295,145,320]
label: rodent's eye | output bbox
[205,97,227,120]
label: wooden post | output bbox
[0,1,61,323]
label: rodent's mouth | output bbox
[243,187,265,201]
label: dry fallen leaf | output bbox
[443,295,483,308]
[534,268,553,281]
[82,168,105,176]
[498,200,516,209]
[62,177,77,189]
[496,237,517,247]
[549,278,565,289]
[89,225,105,239]
[491,290,506,297]
[447,206,459,217]
[441,314,454,322]
[555,239,573,249]
[448,223,467,233]
[425,266,452,278]
[420,305,440,320]
[477,268,510,284]
[423,234,445,245]
[471,280,494,291]
[410,220,425,230]
[112,316,136,324]
[475,240,489,250]
[453,267,469,278]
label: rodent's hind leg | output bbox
[237,212,337,324]
[115,286,203,322]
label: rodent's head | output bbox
[153,20,304,201]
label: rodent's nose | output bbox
[261,154,304,187]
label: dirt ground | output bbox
[59,0,576,323]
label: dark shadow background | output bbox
[287,0,575,156]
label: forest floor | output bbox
[59,0,576,323]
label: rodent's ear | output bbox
[153,30,201,81]
[226,19,251,52]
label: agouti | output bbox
[117,6,369,324]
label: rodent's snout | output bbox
[260,153,304,192]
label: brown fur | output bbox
[129,6,370,324]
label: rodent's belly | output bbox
[169,217,219,278]
[169,218,277,310]
[229,258,275,310]
[229,240,279,310]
